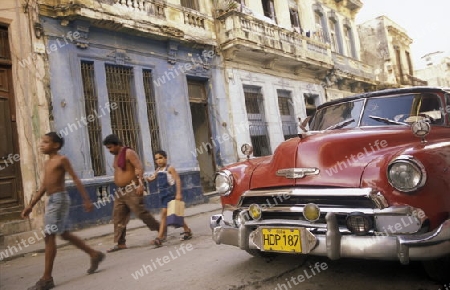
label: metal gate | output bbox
[80,61,105,176]
[143,70,161,157]
[105,65,141,155]
[244,86,271,156]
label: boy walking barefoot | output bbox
[146,150,192,247]
[21,132,105,290]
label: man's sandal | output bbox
[106,245,127,253]
[27,278,55,290]
[150,237,163,248]
[180,230,193,241]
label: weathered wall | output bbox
[225,67,325,161]
[0,0,50,229]
[41,15,228,226]
[415,53,450,87]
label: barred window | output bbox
[244,86,271,157]
[80,61,106,176]
[105,65,141,155]
[143,70,161,157]
[277,90,297,140]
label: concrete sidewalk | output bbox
[0,197,222,262]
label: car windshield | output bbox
[310,93,444,130]
[361,93,444,126]
[310,99,364,130]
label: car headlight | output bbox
[215,170,234,196]
[387,155,427,193]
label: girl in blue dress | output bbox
[147,150,192,247]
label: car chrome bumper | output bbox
[210,213,450,264]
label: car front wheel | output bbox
[422,255,450,284]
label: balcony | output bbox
[216,10,333,74]
[332,52,376,84]
[40,0,167,20]
[402,74,428,86]
[335,0,363,11]
[39,0,214,45]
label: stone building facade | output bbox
[1,0,382,243]
[358,16,427,88]
[415,51,450,87]
[0,0,50,243]
[215,0,376,160]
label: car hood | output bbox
[250,128,422,189]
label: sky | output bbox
[356,0,450,69]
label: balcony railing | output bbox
[39,0,216,46]
[218,10,332,66]
[332,52,375,81]
[335,0,363,10]
[183,8,206,28]
[113,0,165,18]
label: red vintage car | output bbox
[210,87,450,283]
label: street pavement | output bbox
[0,196,222,262]
[0,196,445,290]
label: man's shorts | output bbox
[44,192,71,235]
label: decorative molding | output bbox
[188,62,209,76]
[263,57,277,69]
[312,3,324,16]
[223,48,239,61]
[167,40,179,64]
[343,18,352,28]
[73,21,90,49]
[106,49,131,65]
[328,10,337,22]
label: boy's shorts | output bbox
[44,192,71,235]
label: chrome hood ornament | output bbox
[276,168,320,179]
[411,120,431,143]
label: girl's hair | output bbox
[46,132,64,149]
[154,150,167,158]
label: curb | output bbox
[0,200,221,263]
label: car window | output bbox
[361,93,444,126]
[310,99,364,130]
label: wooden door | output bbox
[0,65,23,219]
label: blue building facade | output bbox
[41,17,232,228]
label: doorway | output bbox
[187,80,216,192]
[0,65,23,220]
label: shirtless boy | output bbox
[21,132,105,290]
[102,134,160,252]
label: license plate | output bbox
[262,228,301,253]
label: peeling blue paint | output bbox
[42,17,232,228]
